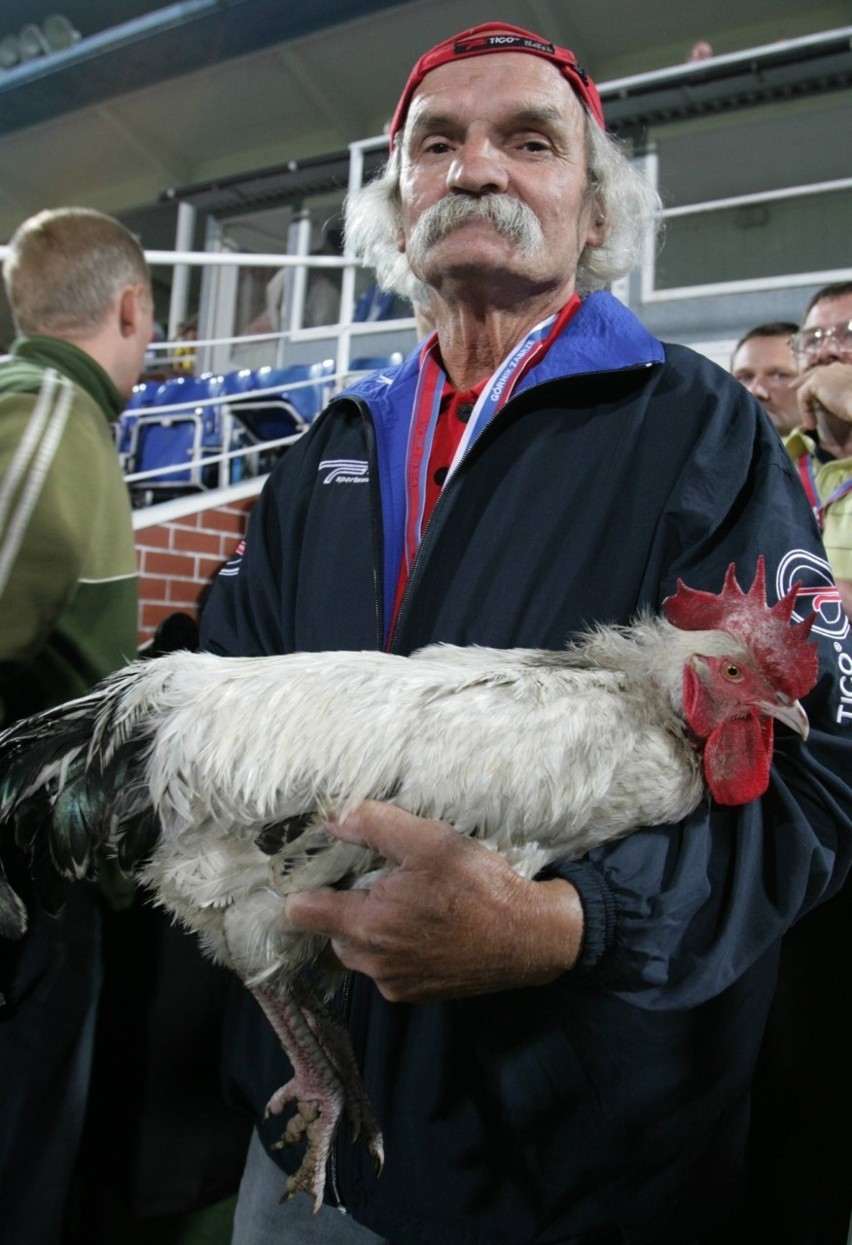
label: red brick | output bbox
[135,525,171,549]
[167,582,203,605]
[138,575,169,601]
[171,528,222,556]
[202,508,249,534]
[141,602,178,631]
[143,550,197,578]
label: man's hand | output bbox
[792,362,852,426]
[836,579,852,624]
[284,801,584,1003]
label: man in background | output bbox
[786,281,852,619]
[730,321,800,435]
[731,280,852,1245]
[0,206,149,1245]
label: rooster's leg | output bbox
[250,976,383,1210]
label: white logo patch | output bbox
[318,459,369,484]
[777,549,849,641]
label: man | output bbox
[251,225,346,337]
[0,207,149,1245]
[785,281,852,620]
[730,321,800,435]
[731,281,852,1245]
[201,25,852,1245]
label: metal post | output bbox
[167,201,197,340]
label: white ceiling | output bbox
[0,0,849,245]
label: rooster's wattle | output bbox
[0,559,818,1208]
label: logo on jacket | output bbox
[318,459,369,484]
[777,550,849,641]
[218,539,245,578]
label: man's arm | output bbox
[836,579,852,622]
[0,403,99,679]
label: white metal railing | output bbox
[639,151,852,303]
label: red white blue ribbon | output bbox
[402,301,577,574]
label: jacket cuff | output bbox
[540,859,618,972]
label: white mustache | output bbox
[409,195,544,255]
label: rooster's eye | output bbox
[723,663,744,682]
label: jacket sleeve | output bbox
[549,361,852,1009]
[0,395,107,678]
[199,472,293,659]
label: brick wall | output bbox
[132,481,263,647]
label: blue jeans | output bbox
[231,1128,389,1244]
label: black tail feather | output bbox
[0,676,162,937]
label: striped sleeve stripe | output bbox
[0,370,74,597]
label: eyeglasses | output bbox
[789,319,852,362]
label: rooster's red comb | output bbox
[662,557,819,701]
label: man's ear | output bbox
[585,194,610,250]
[118,284,144,338]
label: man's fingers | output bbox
[285,885,368,936]
[326,799,451,862]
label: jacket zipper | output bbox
[387,363,655,652]
[324,396,381,1209]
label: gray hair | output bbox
[3,206,151,338]
[345,115,662,301]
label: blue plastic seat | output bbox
[126,373,228,497]
[232,361,334,442]
[129,414,204,492]
[347,353,404,378]
[348,353,404,370]
[117,380,161,462]
[254,360,335,423]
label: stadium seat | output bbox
[126,373,227,497]
[128,413,204,497]
[346,352,404,380]
[232,360,335,442]
[116,380,161,465]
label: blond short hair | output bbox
[3,207,151,338]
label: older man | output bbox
[202,25,852,1245]
[730,321,800,435]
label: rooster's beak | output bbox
[766,698,809,740]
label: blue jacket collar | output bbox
[337,291,665,643]
[343,290,664,411]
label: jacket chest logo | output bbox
[318,459,369,484]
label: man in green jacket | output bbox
[0,206,151,1245]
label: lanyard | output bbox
[797,453,852,531]
[402,297,579,574]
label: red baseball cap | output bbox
[390,23,605,145]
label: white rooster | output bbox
[0,558,818,1208]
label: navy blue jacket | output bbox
[201,292,852,1243]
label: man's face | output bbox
[731,335,800,435]
[796,293,852,372]
[396,54,606,305]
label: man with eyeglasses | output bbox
[786,281,852,621]
[736,282,852,1245]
